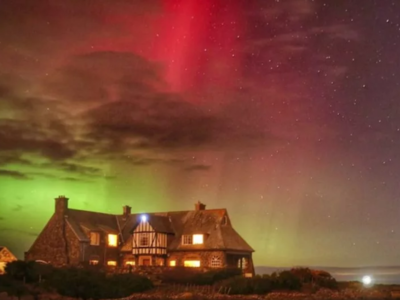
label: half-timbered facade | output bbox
[25,196,255,276]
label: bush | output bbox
[0,275,29,300]
[46,267,153,300]
[4,260,53,283]
[161,268,242,285]
[221,271,302,295]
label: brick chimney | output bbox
[195,201,206,211]
[123,205,131,216]
[55,195,68,215]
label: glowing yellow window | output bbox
[184,260,200,267]
[126,261,135,266]
[89,260,98,265]
[169,260,176,267]
[108,234,118,247]
[107,261,117,266]
[193,234,203,245]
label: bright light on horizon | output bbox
[362,275,372,286]
[141,215,147,222]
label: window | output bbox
[184,260,200,267]
[182,235,193,245]
[107,261,117,266]
[108,234,118,247]
[237,258,248,269]
[139,233,150,246]
[210,256,222,268]
[90,232,100,246]
[182,234,203,245]
[193,234,203,244]
[169,260,176,267]
[89,260,99,265]
[126,261,135,266]
[222,215,228,225]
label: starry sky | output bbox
[1,0,400,269]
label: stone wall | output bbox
[25,214,80,266]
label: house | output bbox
[25,196,254,276]
[0,246,17,274]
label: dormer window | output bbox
[108,234,118,247]
[90,232,100,246]
[222,215,228,225]
[182,235,192,245]
[182,234,204,245]
[193,234,203,244]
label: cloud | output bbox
[12,204,23,212]
[0,169,30,180]
[0,227,38,237]
[184,164,212,172]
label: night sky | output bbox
[1,0,400,269]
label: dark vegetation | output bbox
[0,261,341,298]
[0,261,153,300]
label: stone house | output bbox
[25,196,254,276]
[0,246,17,274]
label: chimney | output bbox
[123,205,132,216]
[55,195,69,215]
[195,201,206,211]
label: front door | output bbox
[138,255,152,266]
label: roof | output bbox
[66,209,120,242]
[0,246,18,261]
[64,205,254,253]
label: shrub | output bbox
[4,260,53,283]
[161,268,242,285]
[46,267,153,300]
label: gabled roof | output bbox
[0,246,18,261]
[165,209,254,252]
[63,205,254,253]
[66,209,120,242]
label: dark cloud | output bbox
[184,164,212,172]
[41,162,103,177]
[0,169,30,180]
[12,204,23,212]
[0,227,38,237]
[43,52,164,106]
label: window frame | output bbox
[182,235,193,245]
[139,233,150,247]
[108,234,118,247]
[89,232,100,246]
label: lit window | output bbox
[89,260,99,265]
[90,232,100,246]
[184,260,200,267]
[182,235,193,245]
[126,261,135,266]
[108,234,118,247]
[107,261,117,266]
[139,233,150,246]
[210,256,222,268]
[193,234,203,244]
[169,260,176,267]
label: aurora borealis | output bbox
[1,0,400,270]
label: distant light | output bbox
[362,275,372,285]
[141,215,147,222]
